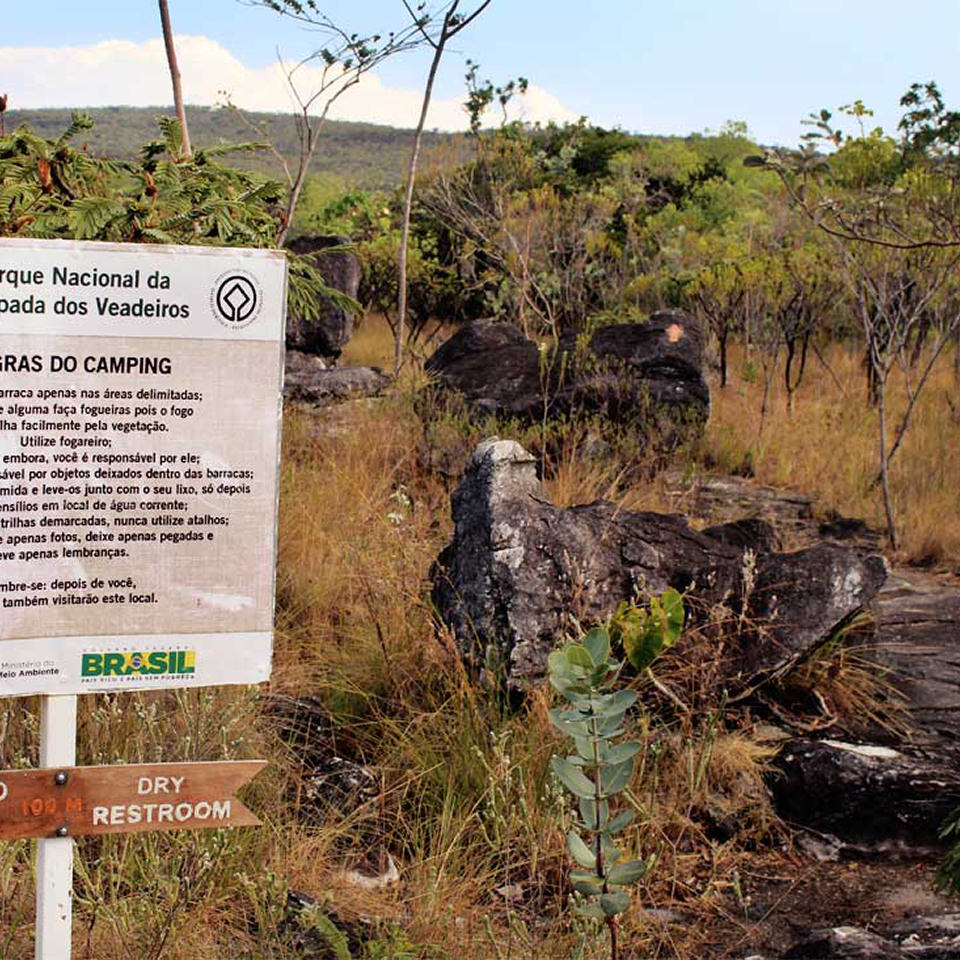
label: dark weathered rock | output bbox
[286,236,362,360]
[431,439,887,689]
[702,517,780,553]
[820,516,883,549]
[284,350,390,407]
[891,914,960,958]
[423,312,710,450]
[424,321,541,418]
[870,574,960,753]
[771,739,960,848]
[663,470,814,536]
[743,544,888,677]
[784,926,901,959]
[265,695,378,819]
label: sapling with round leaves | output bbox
[547,626,647,959]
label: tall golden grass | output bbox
[706,342,960,568]
[1,317,955,958]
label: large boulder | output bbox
[286,236,362,361]
[422,312,710,455]
[869,574,960,754]
[431,438,887,690]
[772,738,960,850]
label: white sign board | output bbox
[0,238,285,696]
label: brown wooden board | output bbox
[0,760,266,840]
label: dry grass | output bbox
[705,343,960,568]
[2,319,956,958]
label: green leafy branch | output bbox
[548,627,646,959]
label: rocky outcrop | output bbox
[286,236,362,360]
[743,544,887,677]
[784,926,901,959]
[423,312,710,453]
[284,350,390,407]
[431,438,887,690]
[663,470,814,537]
[870,574,960,754]
[771,739,960,851]
[781,919,960,959]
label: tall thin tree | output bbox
[394,0,492,376]
[158,0,192,159]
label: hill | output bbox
[4,105,467,190]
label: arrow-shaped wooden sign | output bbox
[0,760,266,840]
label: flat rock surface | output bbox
[771,738,960,849]
[284,350,390,407]
[870,573,960,754]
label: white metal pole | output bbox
[36,694,77,960]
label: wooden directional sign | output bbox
[0,760,265,840]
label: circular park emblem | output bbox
[211,270,263,329]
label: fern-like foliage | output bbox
[0,112,355,317]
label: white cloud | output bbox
[0,35,577,131]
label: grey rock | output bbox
[431,439,887,689]
[892,914,960,940]
[663,470,814,535]
[423,311,710,454]
[742,544,888,677]
[284,350,390,407]
[286,235,362,360]
[870,575,960,753]
[771,739,960,848]
[784,926,900,958]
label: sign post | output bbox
[36,694,77,960]
[0,237,287,958]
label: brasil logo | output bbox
[81,650,196,678]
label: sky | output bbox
[2,1,959,145]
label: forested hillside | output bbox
[4,74,960,959]
[4,105,467,188]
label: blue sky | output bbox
[3,1,958,144]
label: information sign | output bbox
[0,239,286,695]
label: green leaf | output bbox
[595,689,637,721]
[567,831,597,869]
[548,708,591,738]
[548,650,569,677]
[616,589,685,671]
[605,741,641,764]
[570,872,603,896]
[606,859,648,885]
[601,757,634,796]
[597,720,626,738]
[573,902,606,920]
[600,891,631,916]
[604,809,635,834]
[583,628,610,665]
[565,644,595,669]
[601,838,624,865]
[550,756,596,799]
[578,797,608,831]
[574,736,595,761]
[660,587,685,645]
